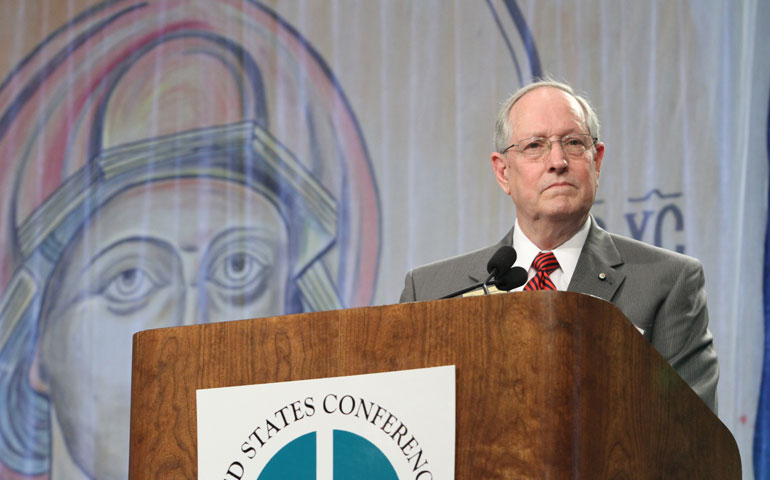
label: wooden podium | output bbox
[129,292,740,478]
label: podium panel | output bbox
[129,292,740,478]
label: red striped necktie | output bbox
[524,251,560,291]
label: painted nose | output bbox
[178,286,208,326]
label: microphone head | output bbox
[494,266,528,291]
[486,246,517,275]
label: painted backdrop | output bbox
[0,1,767,479]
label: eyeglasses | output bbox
[500,134,597,160]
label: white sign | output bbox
[197,365,456,479]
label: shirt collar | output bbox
[512,215,591,282]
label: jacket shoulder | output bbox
[401,243,502,302]
[608,232,703,269]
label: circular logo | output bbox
[258,430,398,479]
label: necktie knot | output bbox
[532,251,559,274]
[524,251,560,291]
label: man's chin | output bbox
[541,198,579,213]
[540,203,590,223]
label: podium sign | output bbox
[197,366,456,479]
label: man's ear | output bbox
[593,141,605,185]
[490,152,511,195]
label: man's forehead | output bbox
[509,87,586,134]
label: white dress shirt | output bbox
[511,216,591,291]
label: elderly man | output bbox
[399,80,718,413]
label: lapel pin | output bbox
[598,272,607,281]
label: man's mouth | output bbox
[544,181,574,191]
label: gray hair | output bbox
[493,79,601,153]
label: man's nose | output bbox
[546,140,568,170]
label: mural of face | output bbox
[0,2,380,478]
[35,178,290,479]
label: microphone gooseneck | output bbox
[439,246,520,299]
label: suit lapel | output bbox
[568,219,625,302]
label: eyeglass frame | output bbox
[499,133,599,159]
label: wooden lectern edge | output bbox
[129,291,741,479]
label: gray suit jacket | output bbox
[400,220,719,413]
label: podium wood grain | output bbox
[129,292,740,479]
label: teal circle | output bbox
[256,429,398,479]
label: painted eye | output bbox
[208,251,266,290]
[102,267,156,304]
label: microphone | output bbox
[493,266,528,291]
[439,246,518,299]
[481,246,517,294]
